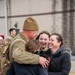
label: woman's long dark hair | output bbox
[36,31,50,40]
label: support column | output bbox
[4,0,8,38]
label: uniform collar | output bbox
[19,32,28,42]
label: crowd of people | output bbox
[0,17,71,75]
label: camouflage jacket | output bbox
[9,32,39,64]
[0,44,4,75]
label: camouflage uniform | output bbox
[3,36,14,54]
[0,43,4,75]
[0,36,15,75]
[9,33,39,64]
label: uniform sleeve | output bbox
[11,41,39,64]
[5,36,12,43]
[48,53,71,75]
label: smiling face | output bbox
[38,33,50,50]
[49,33,63,53]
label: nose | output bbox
[42,39,45,42]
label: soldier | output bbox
[0,36,4,75]
[4,28,17,53]
[7,17,49,75]
[1,28,17,75]
[3,28,17,59]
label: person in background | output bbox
[1,28,17,75]
[1,27,16,75]
[0,36,4,47]
[5,28,17,43]
[0,36,4,75]
[7,17,49,75]
[45,33,71,75]
[4,28,17,52]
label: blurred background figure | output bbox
[3,28,17,61]
[7,28,17,41]
[0,36,4,75]
[0,36,4,46]
[4,28,17,53]
[1,28,17,75]
[5,28,17,45]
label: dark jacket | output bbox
[45,45,71,75]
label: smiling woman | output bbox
[45,33,71,75]
[36,31,50,51]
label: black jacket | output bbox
[45,45,71,75]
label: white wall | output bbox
[0,0,63,36]
[9,0,63,34]
[0,0,75,54]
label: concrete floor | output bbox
[70,61,75,72]
[70,56,75,75]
